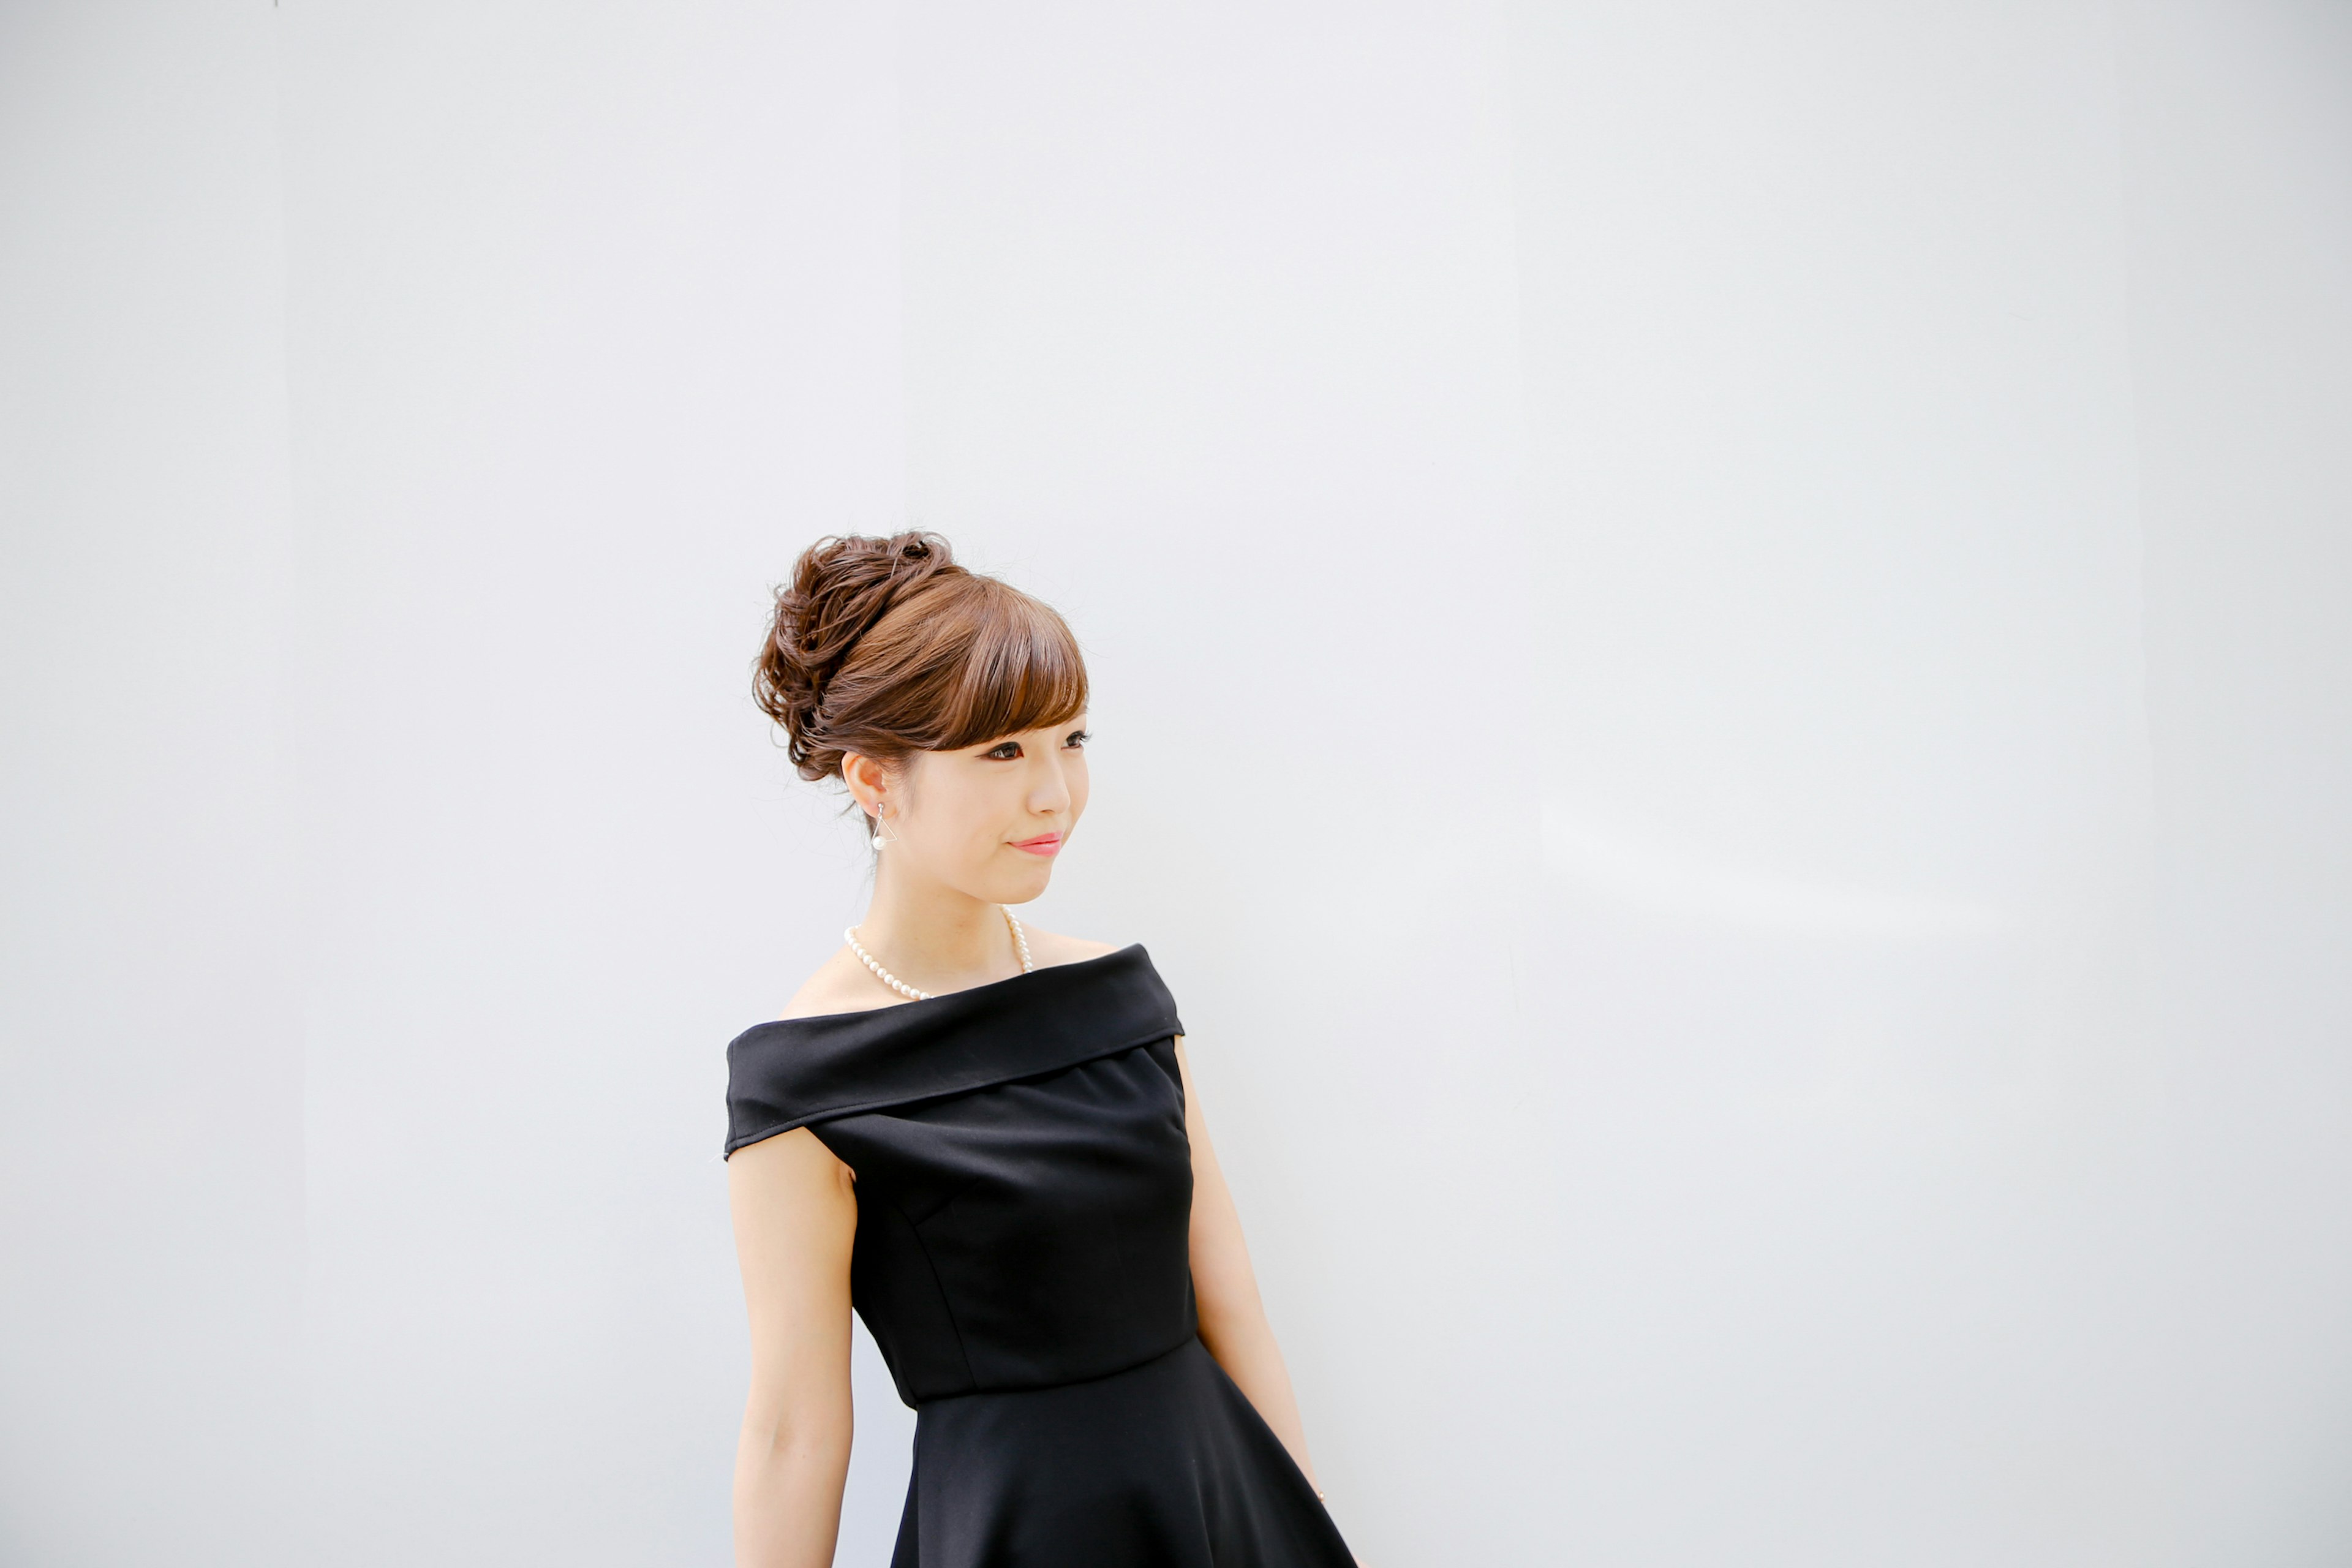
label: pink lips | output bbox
[1011,834,1062,856]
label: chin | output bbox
[991,868,1054,905]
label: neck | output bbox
[857,867,1019,991]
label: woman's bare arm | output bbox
[728,1126,859,1568]
[1174,1036,1327,1496]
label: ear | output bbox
[841,751,887,816]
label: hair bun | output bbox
[754,530,957,765]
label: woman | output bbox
[724,532,1359,1568]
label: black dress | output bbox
[724,943,1356,1568]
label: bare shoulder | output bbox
[1019,924,1126,970]
[778,944,901,1022]
[774,927,1123,1020]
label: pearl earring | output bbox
[870,803,897,850]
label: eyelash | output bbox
[988,730,1089,760]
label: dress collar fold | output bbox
[723,943,1183,1154]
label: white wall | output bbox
[2120,4,2352,1555]
[0,5,304,1563]
[4,2,2348,1564]
[1512,5,2165,1561]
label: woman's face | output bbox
[888,712,1090,905]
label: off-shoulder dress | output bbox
[723,943,1357,1568]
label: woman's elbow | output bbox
[1193,1280,1271,1344]
[740,1386,853,1465]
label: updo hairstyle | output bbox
[753,532,1090,796]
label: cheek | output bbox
[951,774,1023,841]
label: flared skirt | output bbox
[890,1336,1355,1568]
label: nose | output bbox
[1027,752,1074,817]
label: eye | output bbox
[1064,728,1091,749]
[984,741,1022,760]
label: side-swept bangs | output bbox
[937,584,1090,750]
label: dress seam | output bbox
[913,1331,1203,1407]
[891,1190,982,1395]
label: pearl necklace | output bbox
[845,905,1033,1001]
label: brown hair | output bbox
[753,531,1090,787]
